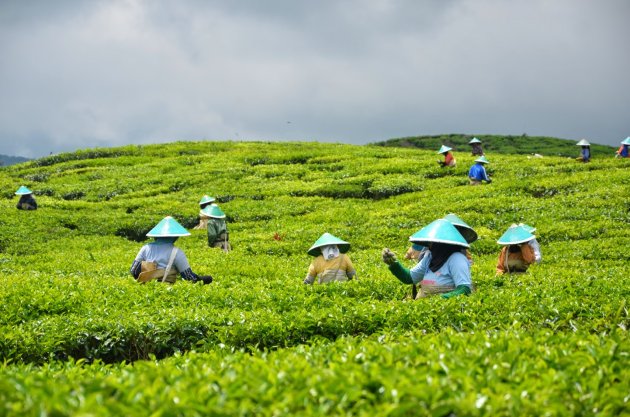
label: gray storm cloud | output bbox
[0,0,629,158]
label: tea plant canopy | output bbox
[307,232,350,256]
[497,224,536,245]
[409,219,469,248]
[15,185,32,195]
[146,216,191,237]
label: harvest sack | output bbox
[137,247,179,284]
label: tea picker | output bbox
[575,139,591,162]
[304,233,356,284]
[468,137,484,156]
[468,156,491,185]
[203,204,231,252]
[130,216,213,284]
[15,185,37,210]
[495,224,540,275]
[193,195,216,230]
[437,145,456,167]
[615,137,630,158]
[382,219,473,299]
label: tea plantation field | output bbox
[0,140,628,416]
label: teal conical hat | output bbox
[437,145,452,154]
[468,137,482,144]
[497,225,535,245]
[201,204,225,219]
[307,232,350,256]
[474,155,489,164]
[146,216,191,237]
[517,223,537,234]
[443,213,478,243]
[409,219,469,248]
[621,137,630,145]
[15,185,33,195]
[575,139,590,146]
[199,195,216,206]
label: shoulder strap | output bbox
[162,247,179,282]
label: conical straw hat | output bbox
[575,139,590,146]
[15,185,33,195]
[409,219,469,248]
[517,223,536,234]
[146,216,191,237]
[468,137,482,144]
[437,145,453,154]
[201,204,226,219]
[199,195,216,206]
[307,232,350,256]
[497,225,535,245]
[443,213,478,243]
[621,137,630,145]
[474,156,489,164]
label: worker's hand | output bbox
[382,248,398,265]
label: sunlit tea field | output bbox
[0,140,628,416]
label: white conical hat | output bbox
[575,139,590,146]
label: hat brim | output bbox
[497,236,535,245]
[307,243,350,257]
[454,226,478,244]
[409,237,469,248]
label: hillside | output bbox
[373,133,616,157]
[0,153,30,166]
[0,140,628,416]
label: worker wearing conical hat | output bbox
[495,224,540,275]
[437,145,456,167]
[130,216,212,284]
[304,233,356,284]
[193,195,216,230]
[468,137,484,156]
[203,204,231,252]
[615,137,630,158]
[468,156,492,185]
[382,219,473,299]
[15,186,37,210]
[575,139,591,162]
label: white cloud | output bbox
[0,0,629,157]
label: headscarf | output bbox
[428,243,462,272]
[321,244,340,260]
[154,237,178,244]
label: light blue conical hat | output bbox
[199,195,216,206]
[15,185,33,195]
[575,139,590,146]
[437,145,453,154]
[621,137,630,145]
[517,223,537,234]
[146,216,191,237]
[475,156,489,164]
[497,225,535,245]
[307,232,350,256]
[468,137,482,144]
[201,204,226,219]
[409,219,469,248]
[443,213,478,243]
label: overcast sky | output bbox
[1,0,629,158]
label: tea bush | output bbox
[0,140,628,416]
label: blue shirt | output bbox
[581,147,590,161]
[468,163,490,181]
[409,251,472,288]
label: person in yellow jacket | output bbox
[496,224,540,275]
[304,233,356,284]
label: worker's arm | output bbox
[441,285,471,299]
